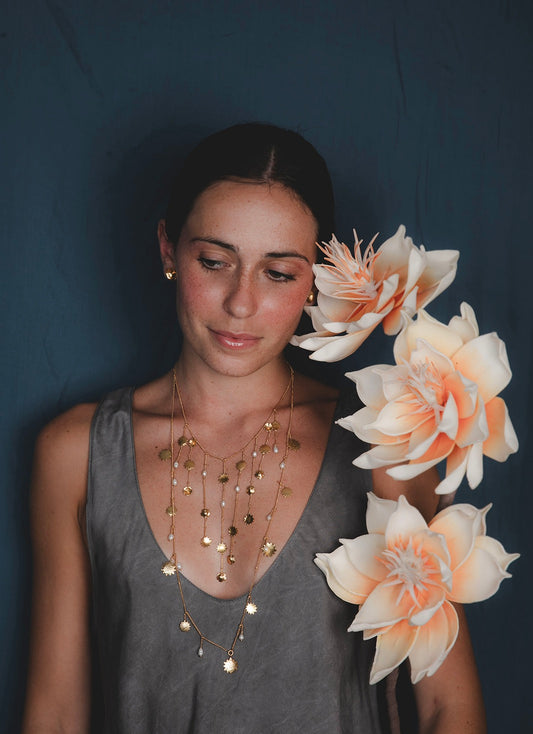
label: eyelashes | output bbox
[197,257,295,283]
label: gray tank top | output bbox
[87,386,389,733]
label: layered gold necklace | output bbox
[160,367,299,673]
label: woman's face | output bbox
[160,180,318,378]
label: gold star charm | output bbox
[161,560,176,576]
[243,513,254,525]
[223,657,238,673]
[218,472,229,484]
[261,541,277,557]
[184,459,195,470]
[246,602,257,615]
[159,448,171,460]
[201,536,212,547]
[179,620,191,632]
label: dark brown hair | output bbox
[164,123,334,244]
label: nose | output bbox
[223,271,257,319]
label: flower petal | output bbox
[394,309,464,363]
[340,535,388,582]
[453,332,512,402]
[354,442,411,469]
[366,491,398,535]
[449,544,514,603]
[344,366,389,409]
[474,535,520,574]
[349,580,415,630]
[367,619,418,684]
[448,302,479,343]
[385,495,428,547]
[483,396,519,461]
[314,548,372,604]
[429,505,480,570]
[436,446,469,495]
[408,601,459,683]
[466,441,484,489]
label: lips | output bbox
[210,329,261,349]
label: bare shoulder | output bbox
[32,402,98,508]
[294,372,339,410]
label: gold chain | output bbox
[161,367,298,673]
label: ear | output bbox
[158,219,176,270]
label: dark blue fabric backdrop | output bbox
[2,1,532,731]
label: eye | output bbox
[198,257,226,270]
[267,269,295,282]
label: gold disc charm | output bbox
[223,657,238,673]
[288,437,300,451]
[261,541,277,557]
[217,572,227,582]
[254,470,265,480]
[227,554,236,564]
[166,504,177,516]
[236,460,246,471]
[159,448,171,461]
[183,485,193,495]
[218,472,229,484]
[161,560,177,576]
[281,486,292,497]
[259,443,271,454]
[184,459,195,470]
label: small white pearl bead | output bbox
[279,462,285,469]
[221,500,226,508]
[235,485,240,492]
[172,478,178,486]
[273,445,279,454]
[168,533,174,541]
[252,451,258,458]
[173,461,179,468]
[202,470,207,477]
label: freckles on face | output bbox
[172,180,318,374]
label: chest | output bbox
[133,402,334,598]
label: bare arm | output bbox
[22,404,96,734]
[372,466,487,734]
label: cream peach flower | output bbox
[315,493,518,684]
[291,225,459,362]
[338,303,518,494]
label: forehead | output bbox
[181,180,318,257]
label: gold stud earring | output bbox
[306,292,315,304]
[165,268,177,281]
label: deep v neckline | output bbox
[128,387,341,603]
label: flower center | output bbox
[382,538,432,606]
[321,236,380,304]
[401,359,446,421]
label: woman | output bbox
[22,124,486,733]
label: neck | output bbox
[172,351,293,424]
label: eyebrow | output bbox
[190,237,312,263]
